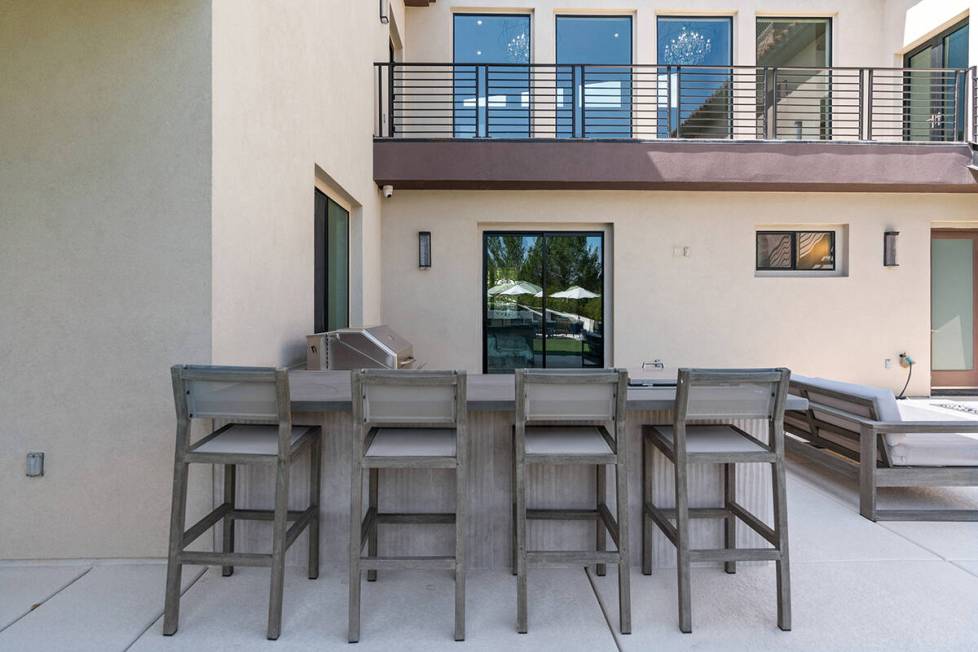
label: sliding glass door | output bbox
[905,20,968,141]
[484,232,605,373]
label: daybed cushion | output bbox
[889,402,978,466]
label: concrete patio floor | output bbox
[2,461,976,651]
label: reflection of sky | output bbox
[454,15,530,63]
[557,16,632,64]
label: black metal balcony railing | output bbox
[374,62,977,143]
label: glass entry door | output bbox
[484,231,605,373]
[905,20,968,141]
[932,231,978,388]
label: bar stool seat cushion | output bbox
[366,428,457,457]
[193,424,311,455]
[653,425,767,455]
[525,426,613,456]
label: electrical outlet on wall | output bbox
[884,358,893,369]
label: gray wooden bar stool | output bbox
[348,369,467,642]
[642,368,791,633]
[163,365,322,640]
[512,368,630,635]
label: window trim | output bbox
[482,230,606,374]
[904,18,969,64]
[314,188,351,333]
[755,229,836,272]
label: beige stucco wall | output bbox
[382,191,978,396]
[0,1,213,558]
[210,0,403,365]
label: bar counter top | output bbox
[289,369,808,413]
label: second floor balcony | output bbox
[373,62,978,193]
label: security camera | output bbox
[382,184,394,198]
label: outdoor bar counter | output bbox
[226,370,807,570]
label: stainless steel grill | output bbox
[307,325,417,370]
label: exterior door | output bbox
[932,230,978,389]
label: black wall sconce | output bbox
[884,231,900,267]
[379,0,389,24]
[419,231,432,269]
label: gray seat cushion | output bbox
[366,428,457,457]
[654,425,767,455]
[194,424,310,455]
[525,426,613,456]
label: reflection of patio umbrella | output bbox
[550,285,600,300]
[549,286,599,360]
[488,280,542,297]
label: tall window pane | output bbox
[757,18,831,139]
[484,232,604,372]
[657,17,732,138]
[314,190,349,333]
[556,16,632,138]
[453,14,531,138]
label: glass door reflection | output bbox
[484,232,604,372]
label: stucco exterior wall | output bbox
[0,1,213,558]
[210,0,403,366]
[381,191,978,396]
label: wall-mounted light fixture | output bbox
[379,0,389,24]
[884,231,900,267]
[419,231,432,269]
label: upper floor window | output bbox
[657,16,733,138]
[556,15,633,138]
[453,14,531,138]
[757,18,832,140]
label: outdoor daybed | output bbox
[785,376,978,521]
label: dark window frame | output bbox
[656,15,735,139]
[903,19,969,142]
[482,230,606,373]
[755,16,833,139]
[554,14,635,139]
[755,230,836,272]
[452,12,533,138]
[314,188,351,333]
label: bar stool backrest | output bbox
[354,369,467,429]
[172,365,290,424]
[516,369,628,426]
[676,368,790,423]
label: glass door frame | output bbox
[313,188,351,333]
[482,229,607,373]
[903,19,969,142]
[932,229,978,389]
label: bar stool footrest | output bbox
[526,550,621,567]
[178,551,274,567]
[360,555,456,571]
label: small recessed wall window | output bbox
[756,230,836,271]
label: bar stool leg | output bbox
[515,453,528,633]
[348,464,363,643]
[723,463,736,575]
[641,434,653,576]
[308,435,322,581]
[772,458,792,631]
[674,458,693,634]
[367,468,379,582]
[454,456,467,641]
[511,428,517,577]
[615,457,631,635]
[162,459,189,636]
[266,458,290,640]
[595,464,607,577]
[222,464,236,577]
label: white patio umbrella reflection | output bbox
[549,285,600,361]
